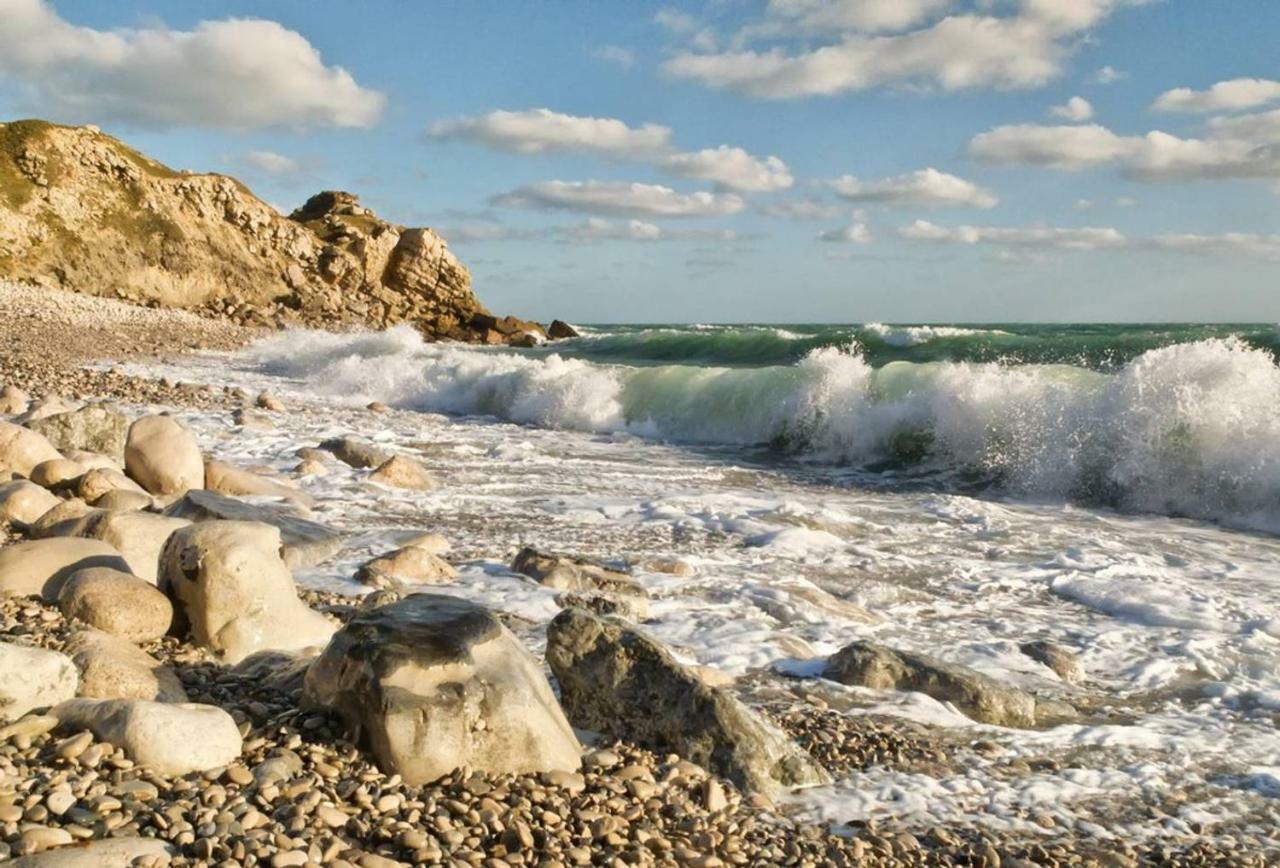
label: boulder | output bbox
[29,458,85,488]
[356,546,457,588]
[1020,640,1085,684]
[0,643,78,723]
[205,459,314,508]
[546,608,829,794]
[824,641,1040,727]
[631,556,696,578]
[91,489,155,512]
[77,467,147,504]
[0,479,60,525]
[547,319,580,340]
[293,458,327,477]
[164,489,344,569]
[400,532,450,554]
[319,436,393,469]
[0,420,62,477]
[0,384,30,415]
[5,836,174,867]
[124,415,203,496]
[77,511,191,585]
[27,404,129,458]
[304,594,581,785]
[512,546,646,597]
[52,698,241,775]
[64,450,121,471]
[256,392,285,411]
[57,568,173,642]
[65,629,187,702]
[15,397,79,426]
[157,520,336,663]
[368,455,437,491]
[0,538,131,600]
[232,407,275,430]
[29,499,97,538]
[554,591,651,621]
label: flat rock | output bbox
[163,489,344,569]
[319,436,393,469]
[356,545,457,588]
[27,403,129,458]
[546,608,828,795]
[53,698,241,775]
[0,537,131,600]
[57,567,173,642]
[0,642,78,723]
[5,836,174,866]
[65,628,187,702]
[205,459,314,508]
[512,546,645,597]
[124,415,203,496]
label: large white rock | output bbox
[0,538,131,600]
[124,415,203,496]
[304,594,581,785]
[53,698,241,775]
[0,642,78,723]
[65,629,186,702]
[0,420,62,477]
[158,520,336,664]
[5,836,174,867]
[58,567,174,642]
[76,511,190,585]
[0,479,60,525]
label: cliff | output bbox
[0,119,544,343]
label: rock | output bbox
[205,459,314,508]
[157,520,336,663]
[304,594,581,785]
[399,532,450,554]
[632,556,696,577]
[232,407,275,430]
[75,511,191,584]
[91,489,155,512]
[164,489,345,569]
[368,455,437,491]
[29,499,97,538]
[77,467,148,504]
[319,436,393,469]
[547,319,580,340]
[27,404,129,458]
[0,538,131,600]
[0,643,78,723]
[52,698,241,775]
[0,384,30,414]
[57,568,173,642]
[367,401,390,414]
[256,392,285,411]
[356,546,457,587]
[0,420,62,477]
[546,608,828,794]
[232,651,313,694]
[65,629,187,702]
[15,397,79,426]
[63,450,120,471]
[824,641,1039,727]
[0,479,60,525]
[5,836,174,867]
[554,591,651,621]
[1020,640,1085,684]
[28,458,85,489]
[293,457,327,477]
[123,415,203,496]
[513,546,646,597]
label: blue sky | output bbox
[1,0,1278,323]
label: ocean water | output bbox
[124,322,1280,848]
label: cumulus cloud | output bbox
[1092,65,1125,84]
[592,45,636,68]
[659,146,793,192]
[491,181,746,218]
[563,217,738,243]
[242,151,299,175]
[1049,96,1093,121]
[1153,78,1280,114]
[827,167,997,208]
[0,0,384,129]
[430,109,672,157]
[758,197,845,219]
[818,212,873,242]
[755,0,952,35]
[899,220,1280,259]
[968,123,1136,169]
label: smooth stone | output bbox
[74,511,191,585]
[0,538,131,600]
[28,499,96,539]
[356,546,457,588]
[1020,640,1086,684]
[367,455,436,491]
[0,643,78,723]
[0,421,62,477]
[318,436,392,469]
[65,629,187,702]
[91,489,155,512]
[5,836,174,866]
[0,479,60,525]
[204,460,314,508]
[29,459,86,489]
[124,415,204,496]
[511,546,645,597]
[77,468,147,504]
[53,698,242,776]
[58,568,174,642]
[163,489,344,569]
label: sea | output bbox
[130,322,1280,846]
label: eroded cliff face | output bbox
[0,119,537,342]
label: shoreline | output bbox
[0,286,1273,866]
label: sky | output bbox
[0,0,1277,324]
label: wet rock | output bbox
[123,414,204,496]
[232,407,275,430]
[319,436,393,469]
[0,479,59,525]
[0,419,62,477]
[205,459,314,508]
[232,650,313,694]
[368,454,437,491]
[256,391,285,411]
[304,594,581,784]
[158,519,336,663]
[0,537,131,600]
[512,546,645,596]
[546,608,829,794]
[0,642,77,722]
[356,545,457,587]
[65,628,187,702]
[26,403,129,458]
[1020,640,1085,684]
[57,567,173,641]
[52,697,241,775]
[163,489,344,569]
[547,319,580,339]
[554,591,651,621]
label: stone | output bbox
[65,629,187,702]
[0,420,62,477]
[75,511,191,584]
[400,532,450,554]
[28,499,97,538]
[367,401,390,414]
[294,458,327,477]
[124,415,204,496]
[58,568,173,642]
[356,546,457,587]
[512,546,644,596]
[28,458,85,489]
[304,594,581,785]
[232,407,275,430]
[547,319,580,340]
[1020,640,1085,684]
[157,520,336,663]
[27,404,129,458]
[256,392,285,411]
[52,698,242,775]
[0,538,131,600]
[232,651,313,694]
[91,489,154,512]
[205,459,314,508]
[554,591,651,621]
[824,641,1039,727]
[0,479,60,525]
[63,450,120,471]
[546,608,829,795]
[0,384,30,414]
[164,489,344,569]
[5,836,174,866]
[0,643,78,723]
[632,556,696,577]
[77,467,147,504]
[368,455,437,490]
[15,397,79,426]
[319,436,393,469]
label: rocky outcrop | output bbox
[0,120,553,343]
[304,594,582,785]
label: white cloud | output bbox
[654,8,699,35]
[430,109,672,157]
[1208,108,1280,145]
[760,0,952,35]
[491,180,746,218]
[828,167,997,208]
[759,197,845,220]
[1092,65,1125,84]
[1149,232,1280,259]
[1153,78,1280,114]
[563,217,738,243]
[592,45,636,68]
[819,212,873,242]
[659,146,793,192]
[1050,95,1093,121]
[0,0,384,129]
[242,150,299,175]
[968,123,1135,168]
